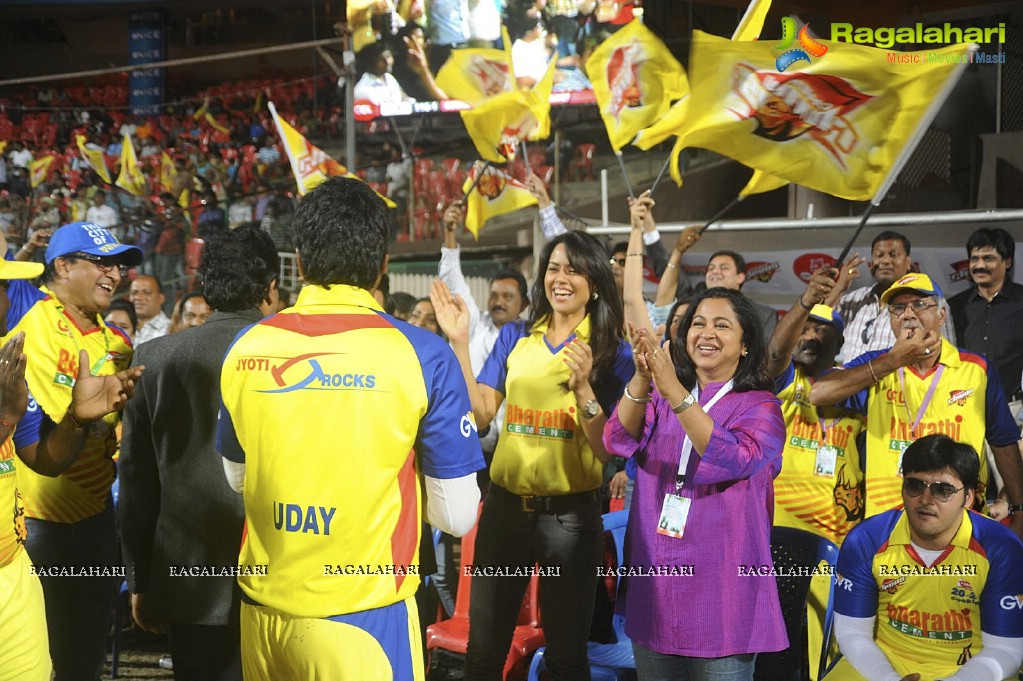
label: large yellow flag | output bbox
[461,162,537,238]
[672,30,972,201]
[436,48,514,104]
[29,155,55,188]
[160,151,177,194]
[461,71,552,164]
[75,135,112,184]
[586,20,688,152]
[116,130,147,196]
[268,101,395,206]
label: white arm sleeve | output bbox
[425,473,480,537]
[944,632,1023,681]
[222,459,245,494]
[538,204,567,240]
[438,245,482,339]
[834,614,903,681]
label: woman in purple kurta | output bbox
[603,287,788,680]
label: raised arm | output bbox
[766,265,837,379]
[438,201,481,336]
[525,172,567,241]
[623,194,654,337]
[654,225,701,307]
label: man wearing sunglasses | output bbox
[811,273,1023,542]
[2,220,145,681]
[827,434,1023,681]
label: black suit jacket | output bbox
[119,308,264,625]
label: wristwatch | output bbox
[671,392,698,414]
[581,399,600,420]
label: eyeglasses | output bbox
[609,257,626,268]
[902,477,965,503]
[69,253,129,277]
[888,300,938,317]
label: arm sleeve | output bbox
[833,614,903,681]
[216,401,245,463]
[834,520,884,619]
[692,397,786,484]
[944,632,1023,681]
[12,392,43,450]
[602,399,656,459]
[978,523,1023,638]
[424,473,480,537]
[834,349,887,414]
[222,459,245,494]
[538,204,567,241]
[438,245,482,340]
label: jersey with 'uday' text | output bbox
[218,285,484,619]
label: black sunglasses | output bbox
[68,253,129,277]
[903,477,964,503]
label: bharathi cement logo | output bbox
[774,17,829,72]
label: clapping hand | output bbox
[429,279,470,346]
[68,350,145,424]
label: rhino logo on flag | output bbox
[731,64,872,168]
[605,44,643,121]
[477,170,505,200]
[468,56,511,97]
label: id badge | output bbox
[656,494,691,539]
[814,444,839,478]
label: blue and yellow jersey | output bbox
[842,338,1017,517]
[775,362,865,545]
[3,282,132,523]
[218,285,484,619]
[0,406,42,568]
[477,316,633,496]
[835,509,1023,678]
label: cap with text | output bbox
[879,273,943,305]
[808,304,845,335]
[44,221,144,267]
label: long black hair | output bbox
[529,230,624,392]
[670,287,773,393]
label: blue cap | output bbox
[45,222,143,267]
[808,304,845,335]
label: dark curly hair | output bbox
[199,222,279,311]
[292,177,389,290]
[670,287,772,393]
[529,230,624,392]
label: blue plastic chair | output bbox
[816,535,840,680]
[527,509,635,681]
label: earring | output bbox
[592,291,599,301]
[741,348,748,357]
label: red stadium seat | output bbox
[570,143,596,182]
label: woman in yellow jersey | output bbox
[432,230,633,679]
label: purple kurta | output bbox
[603,381,788,657]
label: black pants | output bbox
[168,614,243,681]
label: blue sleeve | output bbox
[774,361,796,395]
[407,331,485,479]
[216,402,245,463]
[626,456,636,480]
[837,349,888,415]
[11,392,44,450]
[975,517,1023,637]
[598,340,634,416]
[982,360,1019,446]
[477,320,526,395]
[5,279,44,332]
[834,513,894,618]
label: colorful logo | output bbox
[605,44,643,121]
[774,17,829,72]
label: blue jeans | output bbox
[464,486,603,681]
[633,643,756,681]
[25,503,119,681]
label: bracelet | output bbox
[65,405,85,429]
[624,385,652,404]
[626,253,644,257]
[20,245,34,254]
[798,295,813,311]
[665,261,678,269]
[867,360,879,383]
[1008,504,1023,516]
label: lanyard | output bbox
[816,409,843,445]
[674,380,733,491]
[897,364,945,438]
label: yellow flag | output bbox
[268,101,395,207]
[586,20,688,152]
[204,112,230,134]
[738,169,788,197]
[29,155,55,188]
[461,162,537,239]
[732,0,773,41]
[633,96,689,150]
[672,30,972,201]
[436,48,514,105]
[160,150,178,194]
[0,141,7,156]
[461,89,544,163]
[115,130,147,196]
[75,135,112,184]
[253,90,263,114]
[528,58,557,141]
[193,93,209,121]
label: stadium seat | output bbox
[527,509,634,681]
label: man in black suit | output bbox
[119,223,280,681]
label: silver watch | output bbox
[671,392,698,414]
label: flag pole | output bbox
[649,153,674,196]
[834,202,878,267]
[698,194,744,233]
[615,151,634,199]
[521,140,532,176]
[461,161,493,202]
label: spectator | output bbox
[432,230,632,679]
[130,275,171,344]
[260,200,290,252]
[603,287,787,676]
[705,249,778,339]
[121,225,280,681]
[196,191,227,242]
[170,291,212,333]
[389,290,417,320]
[84,189,119,235]
[811,273,1023,538]
[353,42,414,105]
[217,177,482,677]
[407,296,442,336]
[425,0,470,72]
[831,434,1023,681]
[103,299,139,343]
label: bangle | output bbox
[867,360,879,383]
[1008,504,1023,516]
[671,392,698,414]
[626,253,644,257]
[798,295,813,311]
[666,261,678,269]
[65,405,85,429]
[20,245,34,254]
[624,385,652,404]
